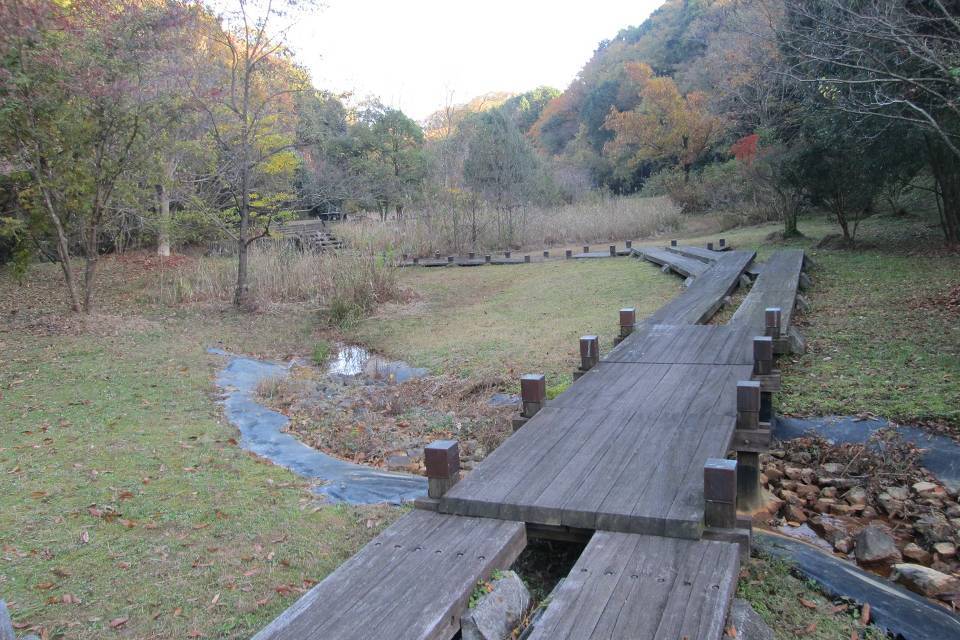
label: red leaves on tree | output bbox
[731,133,759,164]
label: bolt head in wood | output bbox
[704,458,737,503]
[520,374,546,404]
[736,380,761,412]
[424,440,460,479]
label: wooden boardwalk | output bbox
[253,511,525,640]
[526,533,739,639]
[258,242,808,640]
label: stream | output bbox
[209,348,426,504]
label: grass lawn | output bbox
[0,261,399,639]
[352,257,680,385]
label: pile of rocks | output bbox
[759,437,960,603]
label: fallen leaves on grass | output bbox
[109,616,128,629]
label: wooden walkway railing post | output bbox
[565,249,572,259]
[574,335,599,380]
[425,440,461,499]
[734,381,764,510]
[703,458,737,529]
[609,245,616,256]
[513,374,547,431]
[616,308,636,345]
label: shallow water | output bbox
[327,344,428,384]
[209,348,426,504]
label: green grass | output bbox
[738,554,886,640]
[311,339,331,366]
[0,263,395,639]
[351,258,680,385]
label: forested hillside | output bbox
[526,0,959,245]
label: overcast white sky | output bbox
[287,0,665,122]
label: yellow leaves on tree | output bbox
[603,62,724,179]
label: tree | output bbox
[198,0,311,307]
[0,0,186,312]
[349,102,425,221]
[778,0,960,243]
[604,62,724,183]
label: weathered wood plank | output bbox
[253,511,526,640]
[527,533,739,640]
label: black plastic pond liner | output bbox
[210,349,426,504]
[774,415,960,492]
[756,532,960,640]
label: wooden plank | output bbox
[666,245,725,263]
[527,533,739,640]
[253,511,526,640]
[729,250,804,334]
[639,248,710,277]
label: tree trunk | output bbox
[41,185,81,312]
[928,138,960,244]
[83,216,99,313]
[156,182,171,257]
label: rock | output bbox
[854,524,902,564]
[769,449,785,459]
[844,486,868,506]
[946,504,960,519]
[862,506,878,519]
[903,543,932,564]
[891,564,960,598]
[800,468,816,485]
[877,492,905,517]
[779,490,801,505]
[830,503,854,516]
[913,481,938,495]
[726,598,774,640]
[914,513,955,545]
[819,486,838,499]
[813,498,835,514]
[821,462,844,475]
[887,486,910,501]
[764,466,783,483]
[834,538,853,554]
[765,495,785,516]
[462,571,531,640]
[780,480,798,492]
[784,466,804,481]
[796,484,819,500]
[933,542,957,558]
[785,504,807,524]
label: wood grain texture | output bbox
[527,533,739,640]
[252,511,525,640]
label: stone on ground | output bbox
[891,564,960,598]
[854,524,901,564]
[726,598,774,640]
[461,571,531,640]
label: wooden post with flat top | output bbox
[764,307,782,339]
[704,458,737,529]
[609,245,616,256]
[574,335,599,380]
[513,373,546,431]
[565,249,572,259]
[734,381,765,510]
[618,308,636,343]
[425,440,460,499]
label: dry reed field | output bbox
[336,195,682,257]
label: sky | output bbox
[287,0,666,122]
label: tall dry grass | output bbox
[159,243,402,325]
[336,195,682,257]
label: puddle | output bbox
[774,415,960,493]
[327,344,428,384]
[208,348,426,504]
[757,531,960,639]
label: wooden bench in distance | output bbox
[253,510,525,640]
[526,533,739,640]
